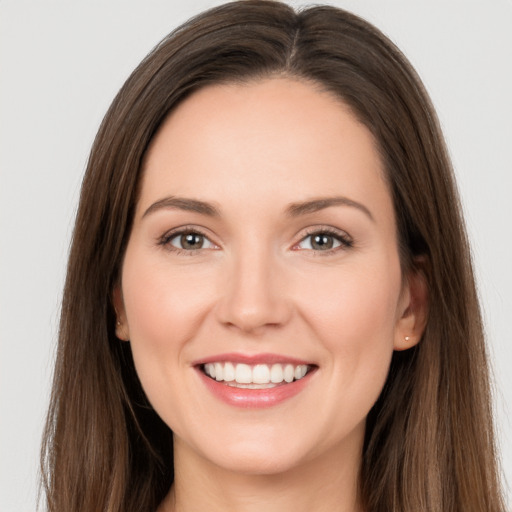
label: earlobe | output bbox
[112,285,130,341]
[394,262,429,351]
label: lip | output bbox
[192,352,312,366]
[193,352,317,409]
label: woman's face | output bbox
[116,78,422,476]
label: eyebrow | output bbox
[142,195,374,221]
[142,196,221,218]
[285,197,374,221]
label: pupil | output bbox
[312,234,333,250]
[181,233,203,249]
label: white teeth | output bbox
[202,362,310,385]
[223,362,235,382]
[284,364,294,383]
[214,362,223,381]
[252,364,270,384]
[226,382,278,389]
[235,363,252,384]
[270,364,284,383]
[205,363,215,378]
[295,365,307,379]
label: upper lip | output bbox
[192,352,315,366]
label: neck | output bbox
[158,432,364,512]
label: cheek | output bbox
[123,254,213,345]
[295,260,402,448]
[301,256,400,331]
[119,249,217,400]
[296,255,402,390]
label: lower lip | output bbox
[196,368,314,408]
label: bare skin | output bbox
[114,78,427,512]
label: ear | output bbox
[112,284,130,341]
[394,259,429,351]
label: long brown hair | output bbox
[41,1,505,511]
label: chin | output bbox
[177,426,313,477]
[208,444,308,476]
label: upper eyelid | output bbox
[159,224,215,241]
[296,225,352,242]
[158,227,219,253]
[291,226,354,253]
[157,224,352,248]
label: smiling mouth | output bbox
[201,362,314,389]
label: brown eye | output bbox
[167,231,216,251]
[296,230,352,252]
[311,234,335,250]
[180,233,204,250]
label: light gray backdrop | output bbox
[1,1,511,510]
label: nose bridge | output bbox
[217,238,290,332]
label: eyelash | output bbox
[157,226,353,255]
[293,227,353,255]
[158,226,216,255]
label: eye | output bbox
[295,229,352,252]
[160,229,217,252]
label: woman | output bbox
[40,1,505,511]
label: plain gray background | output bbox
[1,1,511,510]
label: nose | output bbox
[215,246,292,334]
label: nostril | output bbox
[217,300,292,334]
[214,262,292,331]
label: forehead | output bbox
[139,77,391,222]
